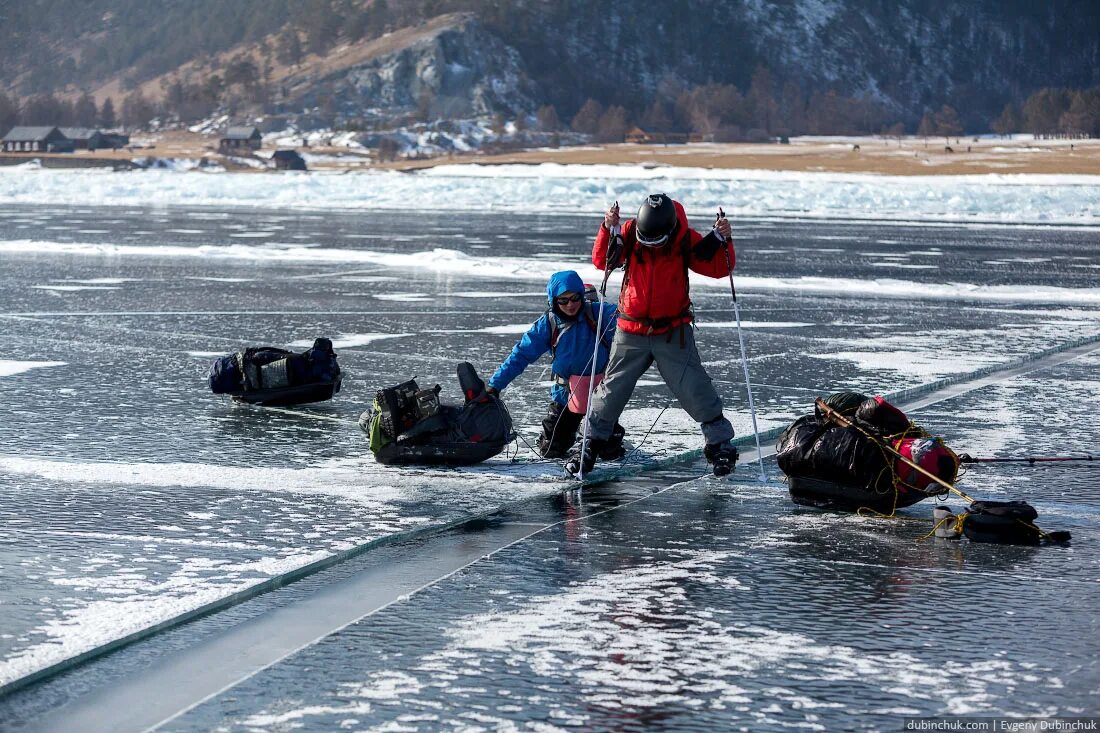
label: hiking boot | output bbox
[705,442,739,477]
[538,435,570,460]
[564,438,603,477]
[539,403,581,459]
[596,424,627,460]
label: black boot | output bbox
[537,402,582,459]
[565,436,605,477]
[597,423,627,460]
[704,442,739,477]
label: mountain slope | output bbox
[1,0,1097,130]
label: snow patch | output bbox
[0,360,66,377]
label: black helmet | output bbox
[635,193,677,247]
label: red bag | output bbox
[893,437,959,492]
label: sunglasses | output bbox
[555,294,583,305]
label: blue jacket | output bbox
[489,270,617,406]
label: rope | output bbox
[815,398,1068,542]
[918,511,968,542]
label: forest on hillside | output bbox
[2,0,1098,138]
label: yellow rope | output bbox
[814,398,1061,541]
[918,511,968,541]
[804,399,1067,544]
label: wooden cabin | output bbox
[272,149,307,171]
[2,126,73,153]
[219,126,262,154]
[59,127,106,151]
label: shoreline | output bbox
[0,134,1097,176]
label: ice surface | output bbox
[0,202,1098,712]
[4,240,1100,305]
[166,348,1100,730]
[0,165,1098,224]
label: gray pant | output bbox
[586,326,735,446]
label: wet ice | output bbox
[0,200,1098,725]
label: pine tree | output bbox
[74,92,98,127]
[0,92,19,133]
[1022,88,1070,136]
[99,97,116,129]
[747,66,777,134]
[777,81,805,136]
[121,91,155,130]
[276,29,303,67]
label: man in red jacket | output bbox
[566,193,739,477]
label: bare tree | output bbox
[990,103,1022,137]
[571,99,603,135]
[596,105,628,143]
[933,105,962,141]
[535,104,560,132]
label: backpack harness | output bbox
[617,225,695,346]
[547,302,614,386]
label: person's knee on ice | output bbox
[538,401,582,458]
[486,270,618,458]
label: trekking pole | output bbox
[577,202,619,480]
[959,453,1095,464]
[718,207,766,482]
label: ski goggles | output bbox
[635,229,671,247]
[555,294,583,305]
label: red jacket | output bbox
[593,200,735,336]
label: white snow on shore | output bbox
[0,165,1097,225]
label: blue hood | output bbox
[546,270,585,308]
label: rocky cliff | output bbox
[280,13,538,121]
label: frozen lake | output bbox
[0,197,1098,730]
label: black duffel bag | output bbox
[962,500,1042,545]
[209,337,341,406]
[362,363,514,466]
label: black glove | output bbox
[692,231,724,261]
[606,231,625,269]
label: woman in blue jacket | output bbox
[487,270,624,458]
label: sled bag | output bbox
[816,392,869,418]
[855,395,911,436]
[209,354,243,393]
[962,500,1041,545]
[305,337,339,382]
[375,379,422,441]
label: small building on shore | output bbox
[99,132,130,149]
[2,126,74,153]
[59,127,105,151]
[219,126,262,154]
[272,149,307,171]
